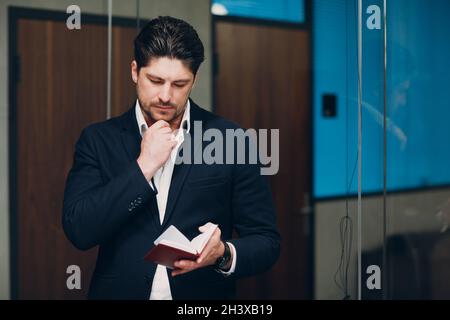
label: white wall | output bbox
[0,0,211,300]
[314,187,450,299]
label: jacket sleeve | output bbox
[62,127,155,250]
[228,161,281,278]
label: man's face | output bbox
[131,57,195,127]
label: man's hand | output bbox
[172,224,230,277]
[137,120,178,181]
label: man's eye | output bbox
[150,79,162,84]
[173,83,185,88]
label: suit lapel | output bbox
[161,158,192,229]
[161,101,204,229]
[119,106,142,162]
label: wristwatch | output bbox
[215,241,231,271]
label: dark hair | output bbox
[134,16,205,75]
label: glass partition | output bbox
[384,0,450,299]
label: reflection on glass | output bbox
[385,0,450,299]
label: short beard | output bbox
[139,98,187,125]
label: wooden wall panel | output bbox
[15,18,136,299]
[215,21,311,299]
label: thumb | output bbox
[198,222,211,233]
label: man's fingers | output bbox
[211,228,221,240]
[156,120,170,127]
[173,227,222,272]
[196,244,214,264]
[172,267,184,277]
[142,122,171,139]
[172,259,199,277]
[174,260,196,269]
[167,133,177,141]
[158,126,173,134]
[198,222,214,233]
[152,120,170,129]
[197,229,221,264]
[172,268,189,277]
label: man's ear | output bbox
[131,60,138,83]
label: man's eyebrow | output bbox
[173,79,190,84]
[146,73,191,83]
[147,73,163,80]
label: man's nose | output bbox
[158,84,172,104]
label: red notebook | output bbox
[144,223,218,269]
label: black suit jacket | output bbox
[62,100,280,299]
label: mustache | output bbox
[151,102,177,108]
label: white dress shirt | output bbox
[135,100,236,300]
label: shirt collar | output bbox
[135,99,191,137]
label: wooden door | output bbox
[214,20,312,299]
[12,12,136,299]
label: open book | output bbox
[144,223,218,269]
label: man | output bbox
[62,16,280,300]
